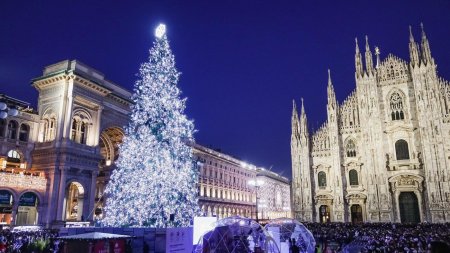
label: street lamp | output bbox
[0,102,18,119]
[248,178,264,223]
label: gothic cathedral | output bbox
[291,25,450,223]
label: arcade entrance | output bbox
[65,182,85,221]
[16,192,39,225]
[0,190,13,225]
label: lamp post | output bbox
[0,102,18,119]
[248,178,264,223]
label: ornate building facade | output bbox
[0,60,131,227]
[193,143,291,221]
[291,25,450,223]
[0,60,290,227]
[256,169,291,220]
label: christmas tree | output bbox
[101,24,200,227]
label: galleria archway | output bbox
[65,182,85,221]
[16,192,39,225]
[0,190,13,225]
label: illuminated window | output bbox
[7,150,21,163]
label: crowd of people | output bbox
[0,222,449,252]
[0,229,60,253]
[304,222,450,252]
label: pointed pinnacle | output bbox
[328,69,332,86]
[355,37,360,53]
[420,22,426,39]
[409,25,414,42]
[365,35,370,51]
[301,97,305,114]
[292,99,299,122]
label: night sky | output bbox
[1,1,450,179]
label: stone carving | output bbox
[369,195,377,210]
[385,153,390,170]
[380,194,389,209]
[399,175,415,186]
[417,152,423,169]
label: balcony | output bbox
[0,171,47,190]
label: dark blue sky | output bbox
[1,1,450,178]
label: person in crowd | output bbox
[0,229,59,253]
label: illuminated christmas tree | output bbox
[102,24,199,227]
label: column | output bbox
[88,171,98,221]
[56,167,67,221]
[11,202,19,226]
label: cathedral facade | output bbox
[291,25,450,223]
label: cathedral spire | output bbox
[355,38,363,77]
[300,97,305,117]
[328,68,333,87]
[291,100,300,137]
[409,25,415,42]
[365,35,374,74]
[327,69,337,107]
[408,25,421,67]
[300,98,309,138]
[420,23,433,65]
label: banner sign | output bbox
[0,207,12,213]
[19,192,37,206]
[0,191,12,205]
[166,227,193,253]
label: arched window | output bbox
[349,169,359,186]
[318,171,327,187]
[43,117,57,141]
[7,150,21,163]
[19,124,30,142]
[7,120,18,139]
[71,119,77,140]
[70,116,90,144]
[390,92,405,121]
[346,139,357,157]
[395,139,410,160]
[0,119,6,137]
